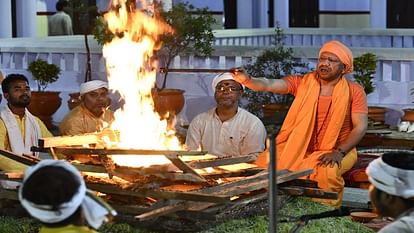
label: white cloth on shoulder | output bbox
[80,80,108,96]
[18,160,117,229]
[366,157,414,199]
[0,106,41,155]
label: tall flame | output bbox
[102,0,181,167]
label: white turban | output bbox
[80,80,108,96]
[211,72,244,94]
[366,157,414,199]
[18,160,117,229]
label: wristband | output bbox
[335,148,346,156]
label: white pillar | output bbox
[15,0,37,37]
[255,0,269,28]
[162,0,173,11]
[370,0,386,28]
[0,0,12,38]
[274,0,289,28]
[237,0,253,28]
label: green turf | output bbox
[0,198,375,233]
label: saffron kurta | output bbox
[59,104,114,136]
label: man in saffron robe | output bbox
[232,40,368,207]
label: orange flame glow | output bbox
[102,0,181,167]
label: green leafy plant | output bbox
[92,2,216,90]
[243,24,309,117]
[353,52,377,95]
[27,59,61,92]
[158,2,215,89]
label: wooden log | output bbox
[52,147,207,156]
[280,187,338,199]
[280,178,319,188]
[136,202,190,221]
[86,183,229,203]
[114,165,207,183]
[216,179,268,197]
[164,153,206,182]
[188,155,257,169]
[38,134,101,148]
[109,204,150,215]
[0,189,18,200]
[0,149,38,166]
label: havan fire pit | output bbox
[0,132,338,231]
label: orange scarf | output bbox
[256,72,350,170]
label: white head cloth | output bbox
[211,72,244,94]
[18,160,116,229]
[366,157,414,199]
[80,80,108,96]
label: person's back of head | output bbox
[367,150,414,217]
[19,160,116,229]
[56,0,69,12]
[20,164,82,227]
[382,151,414,170]
[1,73,28,94]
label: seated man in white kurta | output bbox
[185,73,266,158]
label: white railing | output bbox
[0,34,413,125]
[214,28,414,48]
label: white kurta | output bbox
[185,107,266,158]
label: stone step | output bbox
[342,187,371,210]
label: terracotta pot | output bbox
[368,106,388,123]
[28,91,62,130]
[68,92,81,110]
[401,108,414,122]
[152,88,185,118]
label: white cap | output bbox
[80,80,108,96]
[211,72,244,93]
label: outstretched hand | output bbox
[317,151,343,168]
[230,67,250,84]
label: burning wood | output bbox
[0,148,340,231]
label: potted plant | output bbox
[27,59,62,129]
[401,87,414,122]
[92,2,216,117]
[352,52,386,124]
[243,24,308,121]
[153,2,215,118]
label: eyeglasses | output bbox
[318,57,341,64]
[215,86,241,93]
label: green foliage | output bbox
[67,0,98,33]
[93,16,114,45]
[27,59,61,92]
[243,25,309,117]
[158,2,215,89]
[92,2,216,89]
[353,52,378,95]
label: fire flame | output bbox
[102,0,181,167]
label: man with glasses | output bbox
[185,72,266,159]
[232,40,368,208]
